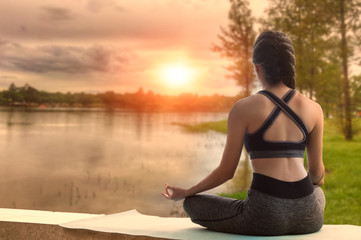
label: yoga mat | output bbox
[0,208,103,225]
[60,209,361,240]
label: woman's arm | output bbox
[162,102,247,201]
[306,103,325,186]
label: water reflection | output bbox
[0,107,251,216]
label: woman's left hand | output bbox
[161,184,189,201]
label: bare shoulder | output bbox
[296,92,323,115]
[228,94,265,126]
[230,94,261,116]
[295,92,323,131]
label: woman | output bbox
[161,31,325,236]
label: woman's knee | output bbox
[183,195,197,215]
[183,194,210,218]
[313,185,326,210]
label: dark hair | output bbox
[252,31,296,89]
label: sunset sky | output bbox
[0,0,268,96]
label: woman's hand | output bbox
[161,184,189,201]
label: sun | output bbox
[161,64,193,87]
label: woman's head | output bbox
[252,31,296,89]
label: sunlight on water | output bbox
[0,107,250,216]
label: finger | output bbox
[161,192,170,199]
[161,192,171,199]
[165,184,171,193]
[166,188,172,196]
[166,185,174,190]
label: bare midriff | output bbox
[251,157,308,182]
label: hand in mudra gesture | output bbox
[161,184,189,201]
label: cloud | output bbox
[0,0,227,46]
[0,75,17,79]
[0,40,8,46]
[0,41,134,75]
[86,0,126,13]
[40,6,74,22]
[18,25,27,33]
[0,76,18,89]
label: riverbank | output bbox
[178,119,361,226]
[0,84,237,112]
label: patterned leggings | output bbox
[183,186,325,236]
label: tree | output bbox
[212,0,256,185]
[78,92,94,107]
[329,0,361,140]
[9,83,17,92]
[263,0,360,140]
[315,53,343,119]
[261,0,333,99]
[212,0,256,97]
[101,91,118,108]
[3,83,24,103]
[351,75,361,117]
[20,83,39,103]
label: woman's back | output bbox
[237,85,323,182]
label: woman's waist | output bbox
[252,158,307,177]
[250,172,314,199]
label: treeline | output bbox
[261,0,361,132]
[216,0,361,139]
[0,83,237,112]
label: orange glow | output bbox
[161,64,194,88]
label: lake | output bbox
[0,107,250,216]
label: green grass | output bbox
[178,118,361,225]
[219,191,248,200]
[172,120,227,133]
[321,119,361,225]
